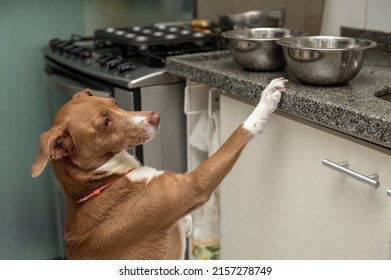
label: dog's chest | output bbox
[95,151,164,183]
[126,166,164,183]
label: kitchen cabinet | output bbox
[219,93,391,259]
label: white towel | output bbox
[189,110,221,260]
[188,110,221,154]
[208,110,220,156]
[188,110,209,152]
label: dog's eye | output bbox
[100,118,112,130]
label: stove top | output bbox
[44,42,182,89]
[44,22,221,89]
[95,22,218,51]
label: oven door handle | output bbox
[45,61,113,98]
[45,73,111,98]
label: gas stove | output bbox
[44,22,220,89]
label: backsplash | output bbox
[341,27,391,53]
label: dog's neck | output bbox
[51,151,141,202]
[94,150,142,174]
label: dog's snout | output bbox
[147,111,160,126]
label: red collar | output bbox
[76,169,133,204]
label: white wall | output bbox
[197,0,325,35]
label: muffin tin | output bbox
[95,23,217,48]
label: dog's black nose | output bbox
[147,111,160,126]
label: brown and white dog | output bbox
[31,77,287,259]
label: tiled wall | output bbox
[321,0,391,35]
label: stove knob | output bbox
[49,38,61,48]
[70,46,84,55]
[63,44,77,53]
[105,57,122,69]
[58,41,73,51]
[51,40,72,52]
[116,61,134,72]
[97,55,113,65]
[78,49,92,58]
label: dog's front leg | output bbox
[185,77,287,206]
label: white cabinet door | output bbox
[220,93,391,260]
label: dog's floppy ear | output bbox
[73,88,94,98]
[31,127,75,178]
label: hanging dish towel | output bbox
[188,110,209,153]
[189,110,221,260]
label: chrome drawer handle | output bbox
[387,189,391,197]
[322,159,380,188]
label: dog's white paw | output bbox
[261,77,287,107]
[243,77,287,134]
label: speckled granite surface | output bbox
[166,50,391,149]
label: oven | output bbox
[43,23,218,258]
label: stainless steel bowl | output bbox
[219,9,285,31]
[222,28,306,71]
[276,36,377,86]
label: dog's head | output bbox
[31,89,160,178]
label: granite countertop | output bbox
[166,50,391,149]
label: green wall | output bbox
[0,0,85,259]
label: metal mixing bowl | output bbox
[276,36,377,86]
[219,9,285,31]
[222,28,306,71]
